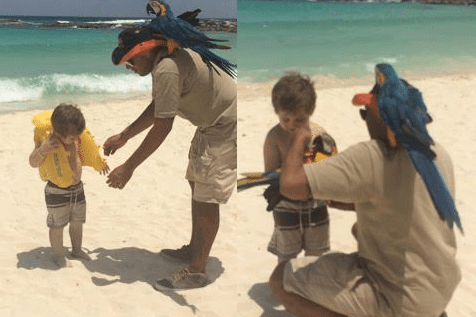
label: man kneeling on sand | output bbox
[270,64,461,317]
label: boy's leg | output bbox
[269,262,346,317]
[69,221,91,260]
[49,227,66,267]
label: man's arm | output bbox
[103,101,156,156]
[124,117,174,171]
[106,116,174,189]
[120,101,156,141]
[280,127,312,200]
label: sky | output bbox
[1,0,237,19]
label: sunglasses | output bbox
[359,109,367,120]
[124,61,134,69]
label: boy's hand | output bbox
[106,163,133,189]
[103,134,127,156]
[39,135,60,155]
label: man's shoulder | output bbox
[334,140,385,165]
[154,49,192,72]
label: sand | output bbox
[1,74,475,316]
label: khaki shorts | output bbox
[45,181,86,228]
[185,121,237,204]
[283,252,393,317]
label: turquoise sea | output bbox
[0,16,236,114]
[238,0,476,83]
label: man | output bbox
[270,70,460,316]
[105,27,236,290]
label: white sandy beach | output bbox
[0,74,475,316]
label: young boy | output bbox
[264,72,337,263]
[29,104,109,267]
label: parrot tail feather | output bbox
[408,149,463,233]
[237,172,280,192]
[238,173,279,192]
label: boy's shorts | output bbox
[186,120,237,204]
[268,199,330,259]
[45,181,86,228]
[282,252,393,317]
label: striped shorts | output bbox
[45,181,86,228]
[268,199,330,259]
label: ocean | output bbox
[0,16,237,114]
[238,0,476,84]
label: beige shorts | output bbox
[283,252,393,317]
[185,121,237,204]
[45,181,86,228]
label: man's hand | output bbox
[292,124,312,154]
[103,134,127,156]
[106,164,133,189]
[326,200,356,211]
[100,163,110,176]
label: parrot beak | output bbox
[352,93,398,149]
[352,93,379,118]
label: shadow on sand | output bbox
[17,246,224,313]
[248,282,294,317]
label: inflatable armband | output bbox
[32,110,107,188]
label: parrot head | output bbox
[375,63,409,99]
[147,0,173,17]
[376,63,403,89]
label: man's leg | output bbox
[269,262,346,317]
[188,183,220,273]
[154,182,219,290]
[188,181,199,256]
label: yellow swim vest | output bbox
[33,110,107,188]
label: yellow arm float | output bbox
[32,110,107,188]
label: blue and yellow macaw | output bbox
[238,134,337,210]
[145,0,237,79]
[374,63,462,232]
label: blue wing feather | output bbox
[376,63,462,233]
[145,1,237,78]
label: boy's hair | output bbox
[51,103,85,137]
[272,72,316,114]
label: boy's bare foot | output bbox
[71,249,92,261]
[52,254,68,268]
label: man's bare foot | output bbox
[71,249,92,261]
[52,254,68,268]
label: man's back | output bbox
[304,140,461,316]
